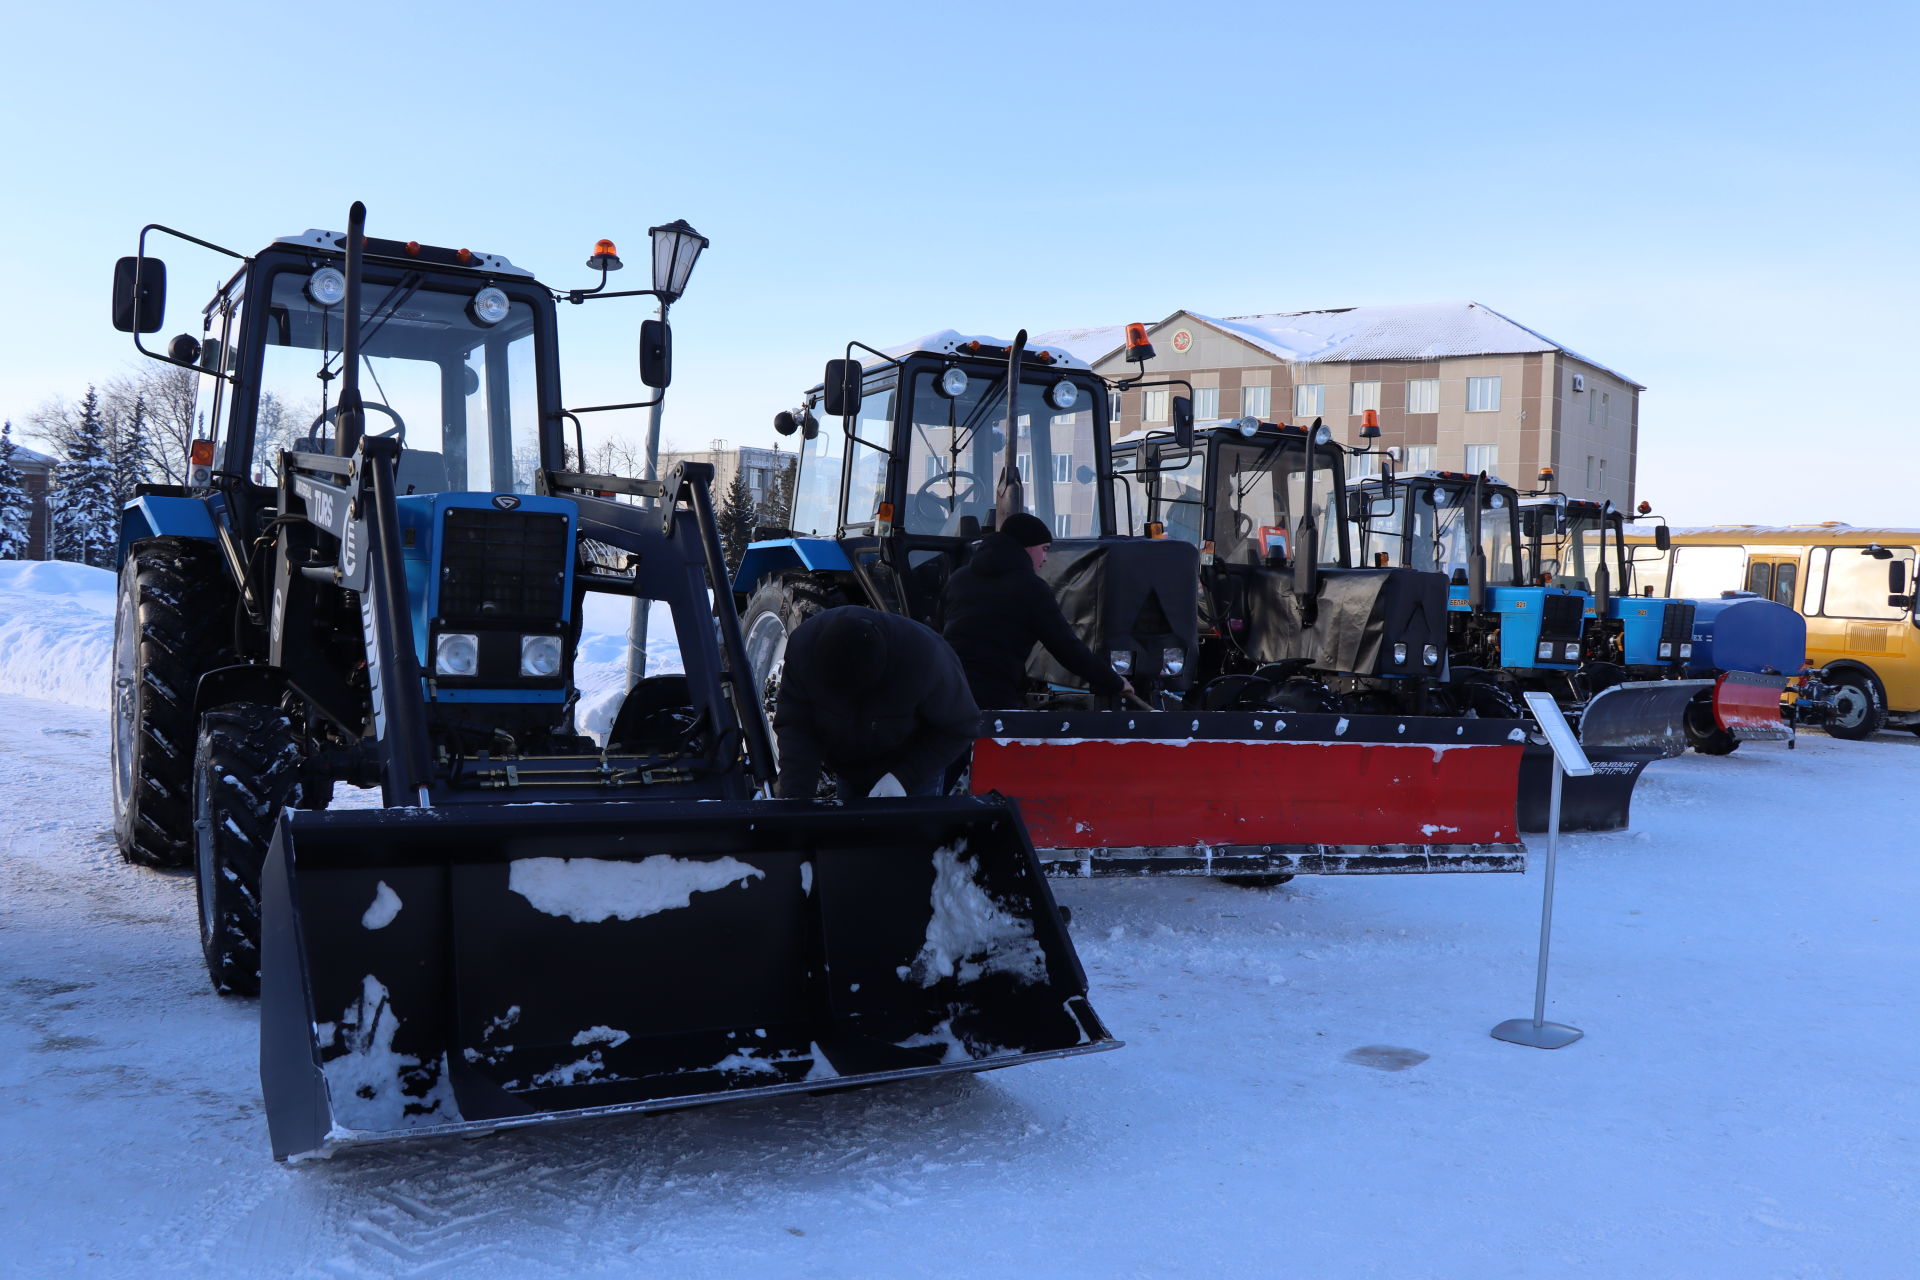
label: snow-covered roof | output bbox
[1045,304,1643,389]
[867,330,1092,372]
[6,440,54,468]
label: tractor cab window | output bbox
[253,268,542,494]
[790,407,842,536]
[1213,441,1341,568]
[902,370,1101,539]
[1151,450,1207,547]
[1405,485,1520,582]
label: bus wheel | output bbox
[1825,669,1888,740]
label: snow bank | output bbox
[0,558,682,727]
[0,560,116,709]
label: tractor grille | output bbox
[1661,600,1696,644]
[1541,592,1585,637]
[438,508,570,621]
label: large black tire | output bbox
[1683,691,1740,755]
[1824,668,1888,741]
[111,538,238,869]
[191,702,309,997]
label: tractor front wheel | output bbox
[1683,691,1740,755]
[192,702,309,997]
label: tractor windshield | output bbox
[1392,482,1522,582]
[902,370,1104,539]
[1533,505,1625,590]
[1212,440,1342,567]
[251,267,543,493]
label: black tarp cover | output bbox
[1027,538,1201,690]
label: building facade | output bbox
[1038,304,1642,508]
[6,440,56,559]
[656,442,797,522]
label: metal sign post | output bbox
[1492,692,1594,1050]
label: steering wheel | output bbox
[310,402,406,444]
[912,469,985,530]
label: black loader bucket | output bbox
[258,796,1116,1161]
[1517,679,1713,833]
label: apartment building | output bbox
[1037,303,1642,507]
[656,441,797,520]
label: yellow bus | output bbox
[1619,524,1918,739]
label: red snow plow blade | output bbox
[1713,670,1791,741]
[970,709,1527,877]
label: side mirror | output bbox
[113,256,167,334]
[1891,560,1909,594]
[822,359,863,418]
[1654,524,1671,551]
[1171,395,1194,449]
[639,318,672,389]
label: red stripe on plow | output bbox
[971,738,1522,850]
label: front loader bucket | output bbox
[257,796,1115,1161]
[1713,671,1791,741]
[1517,680,1712,833]
[972,709,1529,877]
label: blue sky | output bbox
[3,0,1913,524]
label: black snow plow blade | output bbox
[1518,679,1713,833]
[258,796,1115,1161]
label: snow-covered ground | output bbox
[2,561,1916,1277]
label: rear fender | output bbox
[117,494,219,568]
[734,538,855,594]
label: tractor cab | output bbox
[1111,421,1456,711]
[742,331,1199,704]
[1522,496,1693,675]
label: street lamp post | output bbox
[628,219,708,687]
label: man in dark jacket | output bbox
[772,606,979,798]
[940,512,1132,709]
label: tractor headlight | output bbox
[1109,649,1133,675]
[1563,642,1581,661]
[1046,378,1079,411]
[1392,642,1408,664]
[1312,424,1333,445]
[435,632,480,676]
[1658,642,1674,659]
[938,367,969,398]
[1423,644,1441,665]
[1161,647,1186,676]
[1680,643,1693,658]
[1537,641,1555,660]
[471,287,511,327]
[520,634,563,677]
[1235,416,1260,437]
[307,267,347,307]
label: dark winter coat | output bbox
[772,607,980,798]
[939,533,1125,709]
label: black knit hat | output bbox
[999,512,1053,548]
[813,607,890,692]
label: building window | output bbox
[1346,451,1382,482]
[1057,514,1072,537]
[1017,453,1033,483]
[1350,381,1380,415]
[1294,384,1324,417]
[1466,377,1502,412]
[1589,388,1611,426]
[1109,390,1122,422]
[1465,444,1498,473]
[1406,379,1439,414]
[1143,389,1169,422]
[1585,455,1596,490]
[1402,445,1435,472]
[1597,458,1606,492]
[1052,452,1072,484]
[1194,387,1219,418]
[1241,384,1271,419]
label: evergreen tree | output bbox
[718,467,758,572]
[764,452,797,530]
[109,393,148,507]
[0,421,31,560]
[51,387,118,567]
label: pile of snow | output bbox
[0,560,116,709]
[0,558,682,731]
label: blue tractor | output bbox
[1354,471,1707,831]
[105,208,1112,1159]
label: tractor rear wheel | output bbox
[111,537,238,869]
[1683,691,1740,755]
[1824,669,1888,741]
[192,702,309,997]
[741,574,848,725]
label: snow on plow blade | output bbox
[970,710,1529,877]
[1518,679,1714,833]
[257,796,1115,1161]
[1713,670,1792,741]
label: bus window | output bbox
[1818,546,1915,620]
[1773,562,1797,607]
[1746,562,1772,597]
[1668,545,1747,599]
